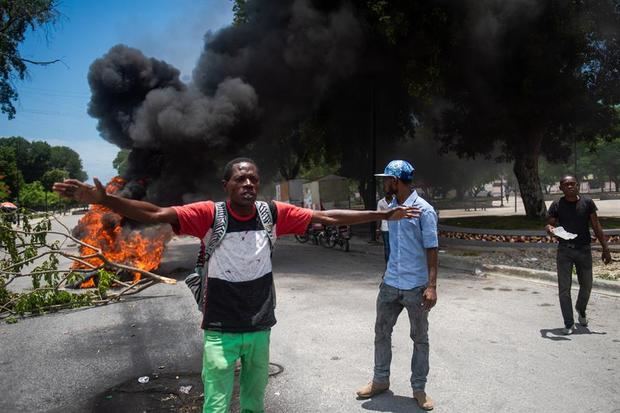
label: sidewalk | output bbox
[436,197,620,218]
[343,234,620,295]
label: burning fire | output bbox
[72,177,170,288]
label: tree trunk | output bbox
[359,177,374,211]
[513,143,547,219]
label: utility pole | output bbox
[514,190,517,213]
[574,136,578,178]
[369,81,377,241]
[500,175,504,207]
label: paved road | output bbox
[1,218,619,412]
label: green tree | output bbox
[112,149,130,177]
[538,158,569,194]
[0,137,87,186]
[49,146,87,180]
[41,168,67,191]
[0,179,9,199]
[582,137,620,192]
[231,0,248,25]
[19,181,47,209]
[0,145,23,200]
[362,1,620,219]
[22,140,52,182]
[0,0,61,119]
[41,170,66,210]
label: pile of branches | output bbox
[0,211,175,323]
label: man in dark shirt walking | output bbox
[545,175,612,335]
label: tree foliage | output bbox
[0,137,87,203]
[581,136,620,191]
[49,146,87,181]
[112,149,130,177]
[538,157,568,194]
[230,0,248,26]
[0,145,23,199]
[0,211,175,323]
[0,0,61,119]
[362,1,620,218]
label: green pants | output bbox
[202,329,271,413]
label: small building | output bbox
[302,175,350,210]
[275,179,308,207]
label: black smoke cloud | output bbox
[87,0,363,204]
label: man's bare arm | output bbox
[53,178,178,226]
[590,212,612,264]
[422,247,438,311]
[311,206,419,226]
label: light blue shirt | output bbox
[383,191,438,290]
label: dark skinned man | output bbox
[356,160,439,411]
[54,158,418,413]
[545,175,611,335]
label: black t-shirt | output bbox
[547,196,597,246]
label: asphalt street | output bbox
[1,215,619,413]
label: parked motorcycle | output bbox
[295,223,324,245]
[319,225,350,252]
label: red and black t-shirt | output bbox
[172,201,312,332]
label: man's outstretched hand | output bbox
[386,206,421,220]
[53,178,107,205]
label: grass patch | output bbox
[440,216,620,230]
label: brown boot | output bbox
[413,390,434,411]
[356,381,390,398]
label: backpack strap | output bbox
[186,201,228,310]
[256,200,275,248]
[204,201,228,262]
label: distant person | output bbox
[545,175,612,335]
[357,160,438,411]
[54,157,418,413]
[376,193,394,263]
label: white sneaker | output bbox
[562,325,576,335]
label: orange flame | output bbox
[72,177,170,287]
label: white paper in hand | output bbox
[551,226,578,240]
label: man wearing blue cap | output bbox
[356,160,439,411]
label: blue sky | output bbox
[0,0,233,184]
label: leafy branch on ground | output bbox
[0,210,175,323]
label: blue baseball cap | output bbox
[374,160,415,181]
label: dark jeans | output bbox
[557,244,593,328]
[373,283,429,391]
[381,231,390,263]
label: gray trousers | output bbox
[557,244,593,328]
[373,282,429,391]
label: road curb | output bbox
[344,236,619,294]
[481,263,620,294]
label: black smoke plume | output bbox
[87,0,363,204]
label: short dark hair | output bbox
[560,175,577,185]
[223,157,257,181]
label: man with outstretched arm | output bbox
[54,157,418,413]
[356,160,439,411]
[545,174,611,335]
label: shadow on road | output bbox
[360,390,427,413]
[540,326,607,341]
